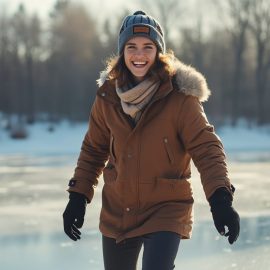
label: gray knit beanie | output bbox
[118,11,165,54]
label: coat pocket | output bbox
[109,135,116,162]
[155,177,193,202]
[103,163,117,184]
[139,177,193,209]
[163,137,175,164]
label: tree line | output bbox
[0,0,270,129]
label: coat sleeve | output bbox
[178,95,234,200]
[67,96,110,203]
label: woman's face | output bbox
[124,36,157,83]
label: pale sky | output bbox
[0,0,136,20]
[0,0,222,40]
[0,0,57,18]
[0,0,207,20]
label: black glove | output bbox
[63,192,87,241]
[209,187,240,244]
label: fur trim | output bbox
[96,70,109,87]
[96,59,211,102]
[173,60,211,102]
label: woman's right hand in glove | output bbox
[63,192,87,241]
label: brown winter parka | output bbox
[67,59,234,243]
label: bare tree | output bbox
[101,9,128,57]
[213,0,251,125]
[6,4,29,137]
[0,9,10,118]
[9,4,27,121]
[180,15,205,70]
[200,29,235,124]
[24,14,41,124]
[48,1,103,121]
[139,0,185,50]
[6,4,42,128]
[248,0,270,124]
[228,0,251,125]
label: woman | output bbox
[63,11,240,270]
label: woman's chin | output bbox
[131,71,148,80]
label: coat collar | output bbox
[96,58,211,103]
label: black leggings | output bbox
[102,231,181,270]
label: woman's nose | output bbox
[134,49,144,56]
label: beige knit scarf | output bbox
[116,78,160,123]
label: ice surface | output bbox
[0,122,270,269]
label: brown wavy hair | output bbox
[105,50,176,88]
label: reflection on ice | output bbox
[60,242,73,247]
[1,216,270,270]
[227,150,270,162]
[1,153,270,269]
[181,216,270,257]
[0,153,77,170]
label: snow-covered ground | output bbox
[0,121,270,270]
[0,120,270,155]
[0,121,87,155]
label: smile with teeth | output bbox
[132,61,148,67]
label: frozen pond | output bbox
[0,152,270,270]
[1,216,270,270]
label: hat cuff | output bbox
[118,24,165,54]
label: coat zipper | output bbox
[136,132,141,226]
[131,86,174,224]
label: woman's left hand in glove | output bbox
[209,187,240,244]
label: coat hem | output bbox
[99,222,192,244]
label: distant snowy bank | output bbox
[0,121,87,155]
[0,121,270,159]
[218,124,270,150]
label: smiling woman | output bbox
[63,10,240,270]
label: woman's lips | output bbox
[132,61,147,67]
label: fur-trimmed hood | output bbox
[96,58,211,102]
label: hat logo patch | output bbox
[133,26,150,34]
